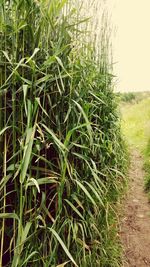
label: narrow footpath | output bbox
[120,149,150,267]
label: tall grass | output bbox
[0,0,127,266]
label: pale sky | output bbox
[108,0,150,92]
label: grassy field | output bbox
[121,97,150,151]
[121,95,150,193]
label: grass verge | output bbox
[144,139,150,195]
[121,95,150,198]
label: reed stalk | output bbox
[0,1,127,266]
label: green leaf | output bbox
[35,74,52,86]
[64,123,88,147]
[0,174,12,191]
[73,100,93,145]
[20,127,36,184]
[65,199,84,220]
[25,48,40,64]
[27,178,40,193]
[21,222,32,244]
[26,177,58,187]
[76,180,97,206]
[5,58,25,85]
[0,213,19,220]
[89,91,106,104]
[21,251,38,266]
[35,97,49,117]
[0,126,11,136]
[23,84,28,116]
[84,181,104,207]
[42,124,68,152]
[2,51,12,64]
[55,56,71,78]
[56,262,70,267]
[48,228,78,267]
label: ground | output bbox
[120,149,150,267]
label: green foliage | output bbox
[121,97,150,151]
[119,92,136,103]
[0,0,127,266]
[118,91,150,104]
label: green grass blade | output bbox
[48,228,78,267]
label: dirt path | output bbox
[120,149,150,267]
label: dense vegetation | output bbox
[0,1,127,266]
[118,92,136,103]
[118,91,150,103]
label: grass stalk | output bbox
[0,1,127,266]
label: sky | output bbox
[107,0,150,92]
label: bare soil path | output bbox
[120,149,150,267]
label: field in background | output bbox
[118,91,150,104]
[121,94,150,151]
[121,92,150,194]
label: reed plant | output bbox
[0,0,127,266]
